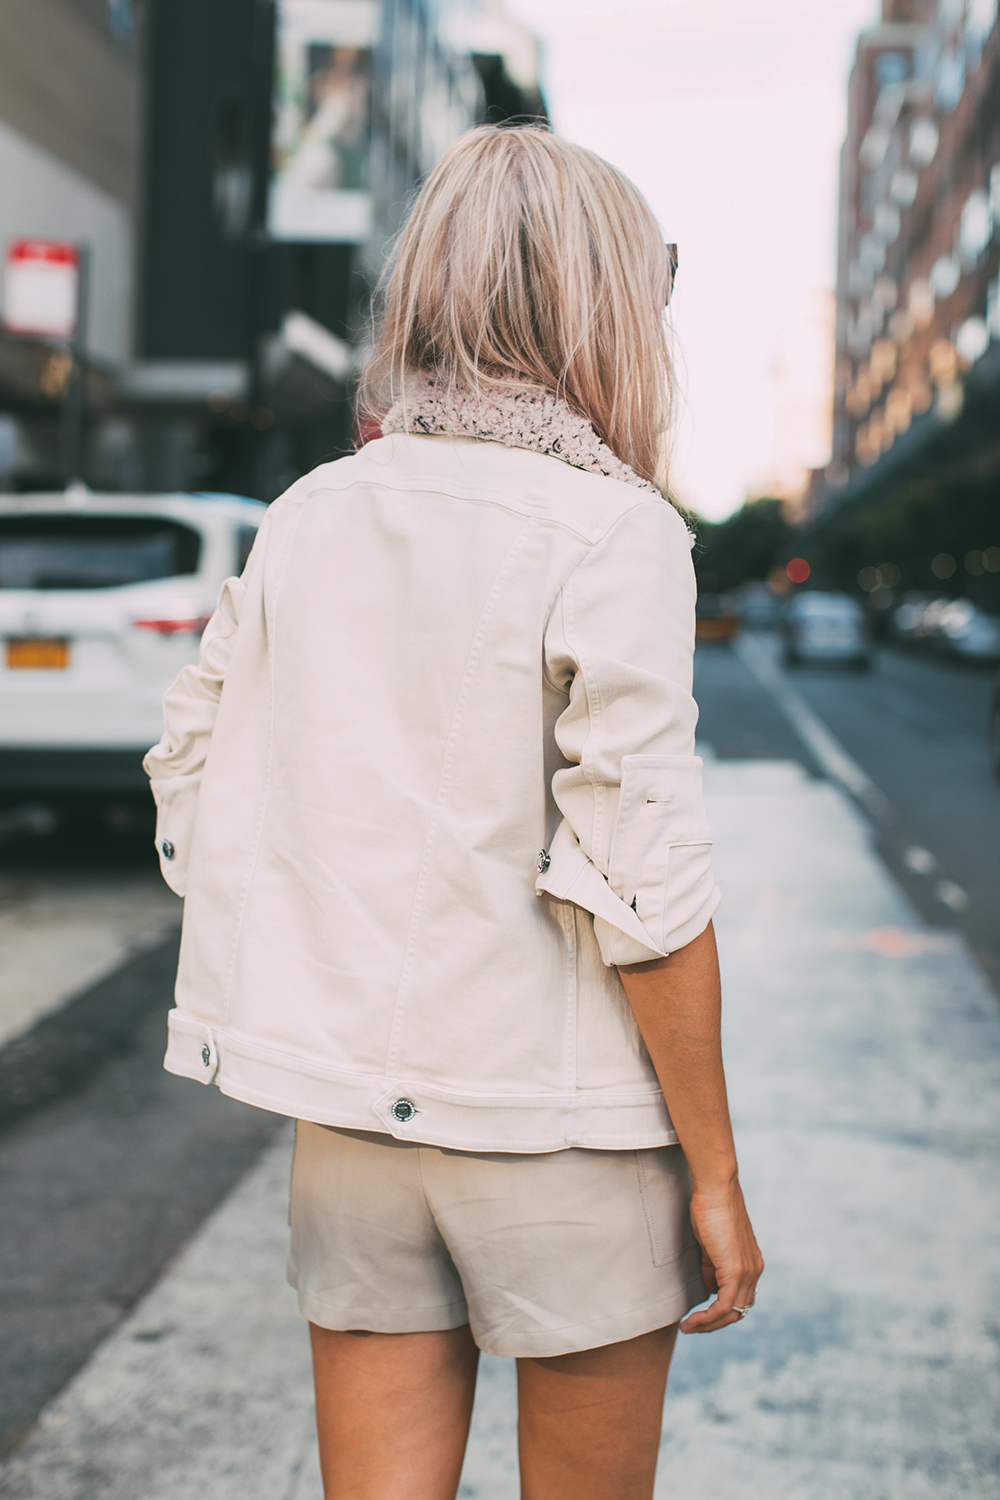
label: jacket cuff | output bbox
[537,750,722,965]
[597,880,721,966]
[143,762,201,897]
[536,819,668,961]
[164,1009,219,1083]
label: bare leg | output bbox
[310,1323,480,1500]
[517,1325,678,1500]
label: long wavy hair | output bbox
[358,125,674,492]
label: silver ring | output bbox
[732,1305,752,1318]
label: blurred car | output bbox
[783,591,871,670]
[0,489,266,812]
[934,599,1000,663]
[889,591,938,644]
[914,595,953,645]
[894,594,1000,662]
[991,673,1000,780]
[734,580,783,629]
[695,591,739,643]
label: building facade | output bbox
[0,0,140,487]
[825,0,1000,522]
[0,0,545,498]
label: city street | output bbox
[2,0,999,1493]
[0,634,997,1495]
[695,634,1000,989]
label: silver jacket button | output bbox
[391,1098,416,1123]
[201,1044,212,1067]
[537,850,550,874]
[161,840,176,860]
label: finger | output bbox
[729,1279,755,1315]
[679,1290,739,1334]
[682,1294,753,1333]
[679,1301,746,1334]
[680,1271,757,1334]
[735,1263,764,1312]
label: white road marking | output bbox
[734,633,890,817]
[733,639,974,916]
[903,844,937,875]
[935,879,970,912]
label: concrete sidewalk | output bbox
[0,866,180,1050]
[2,761,998,1499]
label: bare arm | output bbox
[619,921,763,1333]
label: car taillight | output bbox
[133,616,211,636]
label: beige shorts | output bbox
[287,1122,707,1359]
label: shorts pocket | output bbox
[634,1146,696,1268]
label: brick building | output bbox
[822,0,1000,550]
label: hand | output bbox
[679,1178,763,1334]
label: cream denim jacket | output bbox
[145,434,720,1151]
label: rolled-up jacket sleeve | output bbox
[537,499,720,966]
[142,524,264,895]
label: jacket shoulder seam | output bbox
[303,471,660,547]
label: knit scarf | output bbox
[380,374,660,496]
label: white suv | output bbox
[0,489,266,810]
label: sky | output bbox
[505,0,879,519]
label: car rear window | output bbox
[0,515,202,590]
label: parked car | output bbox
[934,599,1000,663]
[0,489,266,813]
[695,591,739,643]
[914,595,953,645]
[889,592,938,644]
[783,591,871,670]
[734,580,783,629]
[888,592,1000,663]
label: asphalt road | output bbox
[694,633,1000,990]
[0,634,997,1460]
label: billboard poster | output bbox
[2,239,79,340]
[269,0,378,243]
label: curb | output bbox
[0,930,181,1132]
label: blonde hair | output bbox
[359,126,673,491]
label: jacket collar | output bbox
[380,375,660,495]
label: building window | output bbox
[935,50,966,111]
[876,52,908,88]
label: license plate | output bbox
[6,637,70,669]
